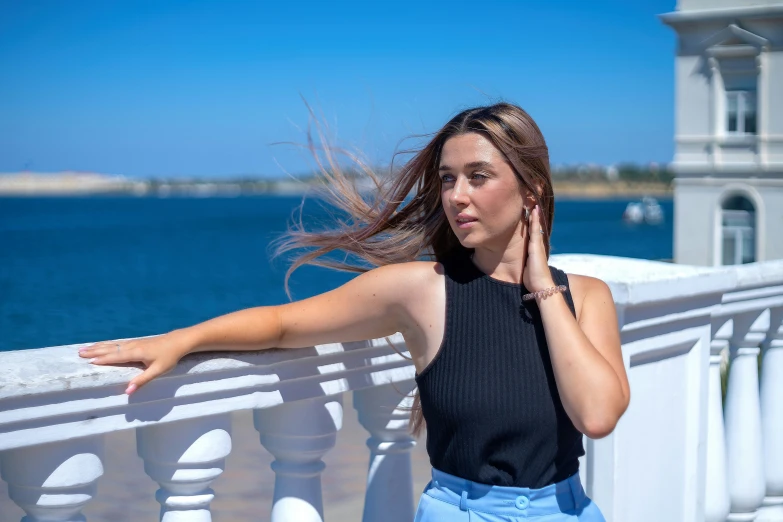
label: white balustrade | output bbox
[706,318,731,522]
[354,381,418,522]
[759,307,783,522]
[0,436,104,522]
[1,255,782,522]
[552,254,735,522]
[724,311,766,521]
[253,397,343,522]
[719,265,783,522]
[136,414,232,522]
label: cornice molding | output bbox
[675,135,783,144]
[706,43,760,58]
[672,168,783,180]
[660,5,783,27]
[701,23,769,51]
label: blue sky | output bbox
[0,0,677,178]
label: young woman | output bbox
[79,103,629,521]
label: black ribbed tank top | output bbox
[415,250,584,488]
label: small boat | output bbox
[623,196,663,225]
[623,202,644,224]
[642,196,664,224]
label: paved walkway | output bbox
[0,393,433,521]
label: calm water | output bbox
[0,195,673,352]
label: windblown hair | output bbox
[274,102,554,436]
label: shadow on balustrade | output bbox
[0,337,413,435]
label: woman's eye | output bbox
[439,173,486,183]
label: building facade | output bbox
[661,1,783,266]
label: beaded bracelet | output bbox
[522,284,567,301]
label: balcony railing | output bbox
[1,254,782,522]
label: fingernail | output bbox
[126,383,137,395]
[88,358,97,363]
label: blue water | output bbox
[0,195,673,352]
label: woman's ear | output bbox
[524,190,539,210]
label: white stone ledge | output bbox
[0,334,413,451]
[659,5,783,25]
[732,262,783,288]
[550,254,738,305]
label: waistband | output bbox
[424,468,586,517]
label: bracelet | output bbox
[522,285,567,301]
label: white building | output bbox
[661,1,783,266]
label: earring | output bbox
[524,207,530,222]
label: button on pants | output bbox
[414,468,606,521]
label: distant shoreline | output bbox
[0,172,673,200]
[553,181,672,199]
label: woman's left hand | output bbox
[522,205,555,293]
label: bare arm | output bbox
[538,275,630,439]
[185,263,410,351]
[79,262,427,393]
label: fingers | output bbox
[79,340,122,357]
[79,340,135,364]
[126,365,163,395]
[78,338,180,395]
[77,340,145,395]
[79,342,161,395]
[528,204,544,244]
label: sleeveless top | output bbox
[414,250,584,489]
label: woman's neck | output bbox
[471,235,528,284]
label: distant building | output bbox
[661,1,783,266]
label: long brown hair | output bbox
[274,102,554,436]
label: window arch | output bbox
[721,194,756,265]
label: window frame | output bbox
[725,89,757,135]
[718,195,757,266]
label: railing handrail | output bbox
[550,254,742,305]
[0,333,413,452]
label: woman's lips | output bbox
[456,218,477,229]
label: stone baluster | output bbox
[136,414,232,522]
[726,312,767,521]
[706,317,732,522]
[254,397,343,522]
[759,307,783,522]
[0,436,104,522]
[354,382,417,522]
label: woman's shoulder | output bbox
[367,262,445,334]
[368,261,444,290]
[559,272,613,321]
[562,272,606,288]
[378,260,445,281]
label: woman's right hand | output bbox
[78,329,196,395]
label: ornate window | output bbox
[726,90,756,134]
[702,23,767,138]
[721,195,756,265]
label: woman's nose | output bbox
[450,177,470,205]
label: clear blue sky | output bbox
[0,0,677,178]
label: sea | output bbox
[0,195,673,352]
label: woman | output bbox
[79,103,629,521]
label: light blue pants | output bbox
[414,468,606,521]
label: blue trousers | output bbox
[414,468,606,521]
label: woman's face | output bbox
[439,132,528,250]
